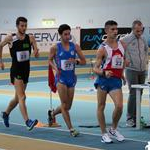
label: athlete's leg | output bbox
[52,106,61,116]
[5,92,19,115]
[97,87,107,134]
[57,82,73,129]
[14,78,29,121]
[109,89,123,129]
[108,89,124,142]
[4,72,19,115]
[67,87,74,110]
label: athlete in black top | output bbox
[10,33,31,84]
[0,17,39,130]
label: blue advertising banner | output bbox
[80,28,131,50]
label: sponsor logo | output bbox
[23,43,30,49]
[71,51,74,55]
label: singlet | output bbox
[55,42,76,77]
[9,34,31,71]
[102,41,125,78]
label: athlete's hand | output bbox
[55,68,60,75]
[55,68,59,74]
[125,59,130,67]
[105,70,113,78]
[0,62,5,70]
[34,49,39,58]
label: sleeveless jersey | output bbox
[9,34,31,71]
[102,41,125,78]
[55,42,76,77]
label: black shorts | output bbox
[10,67,30,84]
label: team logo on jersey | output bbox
[23,43,30,49]
[71,51,74,55]
[59,52,63,56]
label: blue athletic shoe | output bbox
[1,112,9,127]
[26,119,38,131]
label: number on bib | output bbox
[111,55,123,69]
[16,51,29,62]
[61,60,74,71]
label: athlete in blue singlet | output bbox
[48,24,86,137]
[55,41,77,88]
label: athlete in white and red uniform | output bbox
[93,20,126,144]
[102,41,124,78]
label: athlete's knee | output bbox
[12,95,18,102]
[61,103,70,111]
[115,103,123,112]
[98,103,106,112]
[18,94,26,101]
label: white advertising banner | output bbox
[0,28,80,53]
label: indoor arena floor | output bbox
[0,78,150,150]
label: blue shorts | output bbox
[94,76,122,93]
[55,74,77,88]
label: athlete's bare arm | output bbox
[48,45,59,73]
[93,47,113,78]
[29,35,39,58]
[75,44,86,65]
[93,48,105,75]
[0,35,12,70]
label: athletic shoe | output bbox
[1,112,9,127]
[126,118,136,127]
[26,119,38,131]
[48,110,54,125]
[109,128,125,142]
[70,129,80,137]
[101,133,113,143]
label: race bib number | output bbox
[61,60,74,71]
[111,55,123,69]
[16,51,29,62]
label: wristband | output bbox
[102,70,105,76]
[76,60,80,65]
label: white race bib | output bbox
[111,55,123,69]
[61,60,74,71]
[16,51,29,62]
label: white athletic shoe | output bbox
[101,133,113,143]
[109,128,125,142]
[70,129,80,137]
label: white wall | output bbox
[0,0,150,29]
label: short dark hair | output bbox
[105,20,118,28]
[132,20,142,29]
[58,24,71,35]
[16,17,27,26]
